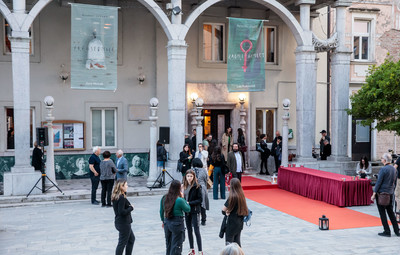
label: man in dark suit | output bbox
[227,143,245,182]
[116,150,128,180]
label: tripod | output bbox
[27,143,64,197]
[149,160,174,190]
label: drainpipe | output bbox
[327,5,331,135]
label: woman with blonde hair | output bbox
[112,180,135,255]
[221,127,233,161]
[220,243,245,255]
[222,178,248,247]
[183,169,203,255]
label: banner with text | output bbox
[227,18,265,92]
[71,4,118,90]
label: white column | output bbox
[295,0,315,31]
[282,99,291,167]
[13,0,26,14]
[4,35,41,196]
[45,99,57,188]
[171,0,182,25]
[190,102,198,134]
[167,40,188,161]
[331,1,352,160]
[147,101,159,187]
[295,49,316,160]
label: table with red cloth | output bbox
[278,166,373,207]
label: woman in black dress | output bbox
[112,180,135,255]
[179,144,193,176]
[222,178,248,247]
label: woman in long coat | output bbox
[192,158,209,226]
[221,127,233,161]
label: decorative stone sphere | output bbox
[282,98,291,108]
[195,98,204,107]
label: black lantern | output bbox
[319,215,329,230]
[396,211,400,223]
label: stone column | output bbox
[147,98,159,187]
[4,36,41,196]
[167,40,188,161]
[282,99,291,167]
[295,49,316,160]
[331,1,352,160]
[44,97,57,189]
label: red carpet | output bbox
[241,176,279,190]
[242,176,383,230]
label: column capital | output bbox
[333,0,352,8]
[295,0,315,6]
[10,36,31,54]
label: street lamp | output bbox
[282,98,291,167]
[190,93,199,133]
[44,96,57,189]
[147,97,159,187]
[195,98,204,149]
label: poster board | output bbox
[43,120,85,151]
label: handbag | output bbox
[256,143,264,153]
[176,161,183,173]
[207,177,213,189]
[219,215,228,238]
[377,193,391,206]
[240,145,248,153]
[243,208,253,226]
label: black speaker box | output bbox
[159,126,170,144]
[36,127,49,146]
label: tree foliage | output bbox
[347,57,400,133]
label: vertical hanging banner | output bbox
[71,4,118,90]
[227,18,265,92]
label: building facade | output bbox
[1,0,355,195]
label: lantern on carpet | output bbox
[271,173,278,184]
[319,215,329,230]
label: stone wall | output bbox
[376,131,400,158]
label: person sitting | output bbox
[356,156,372,179]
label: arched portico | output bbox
[2,0,55,196]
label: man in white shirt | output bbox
[227,143,245,182]
[194,143,208,171]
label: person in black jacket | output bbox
[259,134,271,175]
[112,180,135,255]
[179,144,193,176]
[157,141,167,169]
[272,136,282,173]
[31,142,43,171]
[183,169,203,255]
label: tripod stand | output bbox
[149,160,174,190]
[26,142,64,197]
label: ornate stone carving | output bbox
[312,32,338,52]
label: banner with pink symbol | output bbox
[227,18,265,92]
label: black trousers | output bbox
[200,207,206,223]
[164,217,185,255]
[377,195,400,235]
[225,230,241,247]
[115,223,135,255]
[101,179,114,206]
[273,156,281,173]
[90,175,100,203]
[234,172,242,182]
[260,155,269,174]
[185,213,202,251]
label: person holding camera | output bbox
[160,180,191,255]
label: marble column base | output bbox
[4,169,42,196]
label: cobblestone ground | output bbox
[1,194,400,255]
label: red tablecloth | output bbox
[278,167,373,207]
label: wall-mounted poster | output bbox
[53,124,64,149]
[71,3,118,90]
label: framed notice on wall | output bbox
[43,120,85,151]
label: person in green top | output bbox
[160,180,190,255]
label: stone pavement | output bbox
[1,186,400,254]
